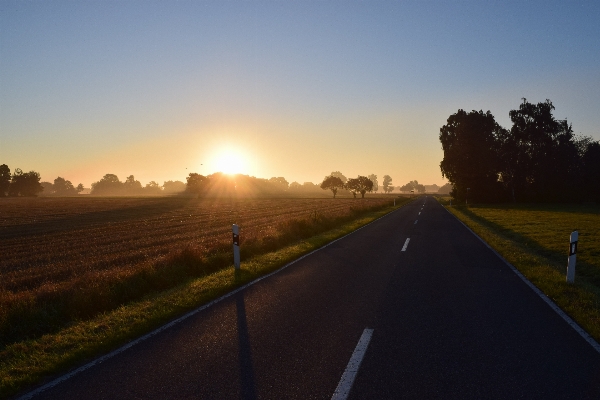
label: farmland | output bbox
[0,196,398,348]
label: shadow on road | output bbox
[236,292,257,400]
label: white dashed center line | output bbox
[401,238,410,251]
[331,329,374,400]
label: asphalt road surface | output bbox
[22,196,600,399]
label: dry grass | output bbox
[0,196,396,347]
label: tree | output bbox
[328,171,347,184]
[186,173,210,194]
[346,176,373,198]
[53,177,78,196]
[0,164,10,196]
[163,180,186,193]
[582,141,600,202]
[91,174,123,195]
[76,183,85,193]
[40,181,54,195]
[438,182,453,194]
[367,174,378,193]
[320,175,345,198]
[269,177,289,190]
[382,175,393,193]
[399,180,426,193]
[123,175,143,194]
[387,186,395,193]
[144,181,162,195]
[499,99,577,202]
[8,168,43,196]
[289,181,302,191]
[439,109,505,202]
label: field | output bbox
[1,196,397,348]
[443,201,600,341]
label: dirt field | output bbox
[1,196,395,344]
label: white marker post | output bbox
[566,230,578,283]
[232,224,240,270]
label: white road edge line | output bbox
[331,328,374,400]
[442,204,600,355]
[17,201,415,400]
[401,238,410,251]
[414,220,418,224]
[418,212,421,215]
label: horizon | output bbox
[2,1,599,188]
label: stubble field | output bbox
[1,196,395,347]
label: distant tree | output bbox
[329,171,347,184]
[123,175,143,194]
[186,173,210,194]
[0,164,10,196]
[302,182,320,192]
[143,181,162,195]
[368,174,379,193]
[382,175,393,193]
[40,181,54,195]
[438,182,453,194]
[388,186,395,193]
[163,180,186,193]
[8,168,43,196]
[53,177,78,196]
[76,183,85,193]
[399,180,426,193]
[289,181,302,190]
[320,175,345,198]
[346,176,373,198]
[269,177,289,190]
[91,174,123,195]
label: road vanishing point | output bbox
[21,197,600,399]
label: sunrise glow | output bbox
[211,149,247,175]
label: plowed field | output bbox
[1,196,394,344]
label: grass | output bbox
[439,198,600,345]
[0,196,412,399]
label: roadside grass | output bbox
[0,197,412,399]
[440,199,600,345]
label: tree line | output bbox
[319,171,394,198]
[0,165,45,197]
[89,174,186,195]
[439,99,600,203]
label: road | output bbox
[22,196,600,399]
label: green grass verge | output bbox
[0,198,412,399]
[439,199,600,345]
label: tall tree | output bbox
[320,175,344,198]
[328,171,347,184]
[382,175,393,193]
[368,174,379,193]
[439,109,504,202]
[0,164,10,196]
[346,176,374,198]
[8,168,43,196]
[186,173,210,194]
[582,141,600,202]
[123,175,143,194]
[91,174,123,195]
[53,177,78,196]
[500,99,576,202]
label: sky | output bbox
[1,0,599,188]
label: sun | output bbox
[213,149,246,175]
